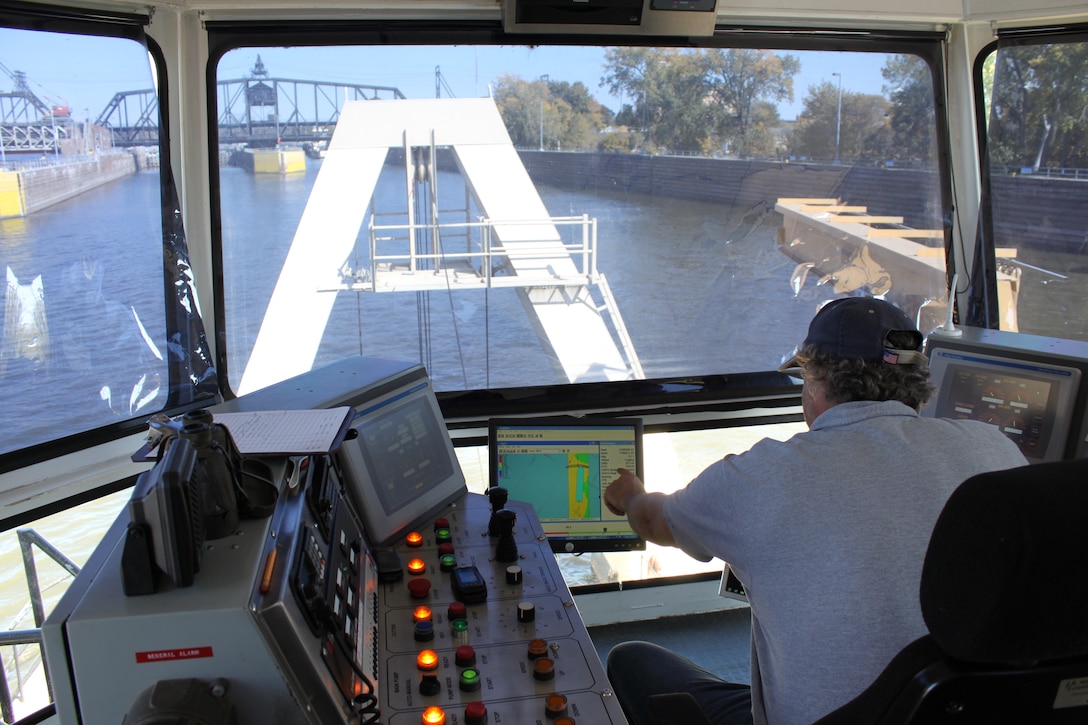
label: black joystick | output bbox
[492,509,519,563]
[487,487,510,537]
[487,486,508,513]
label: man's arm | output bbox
[604,467,677,547]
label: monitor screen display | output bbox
[337,376,466,546]
[489,416,645,553]
[925,348,1081,463]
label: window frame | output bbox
[0,3,187,477]
[205,20,954,435]
[971,24,1088,332]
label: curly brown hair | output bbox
[795,331,935,411]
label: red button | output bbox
[455,645,476,667]
[464,701,487,725]
[408,578,432,599]
[447,601,466,620]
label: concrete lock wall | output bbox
[0,153,137,219]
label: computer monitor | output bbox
[336,369,467,546]
[924,346,1082,464]
[488,416,646,553]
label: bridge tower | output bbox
[246,56,278,128]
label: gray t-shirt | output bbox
[662,399,1029,725]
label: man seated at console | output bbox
[603,296,1028,725]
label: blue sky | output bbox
[221,44,893,121]
[3,26,892,123]
[0,28,154,120]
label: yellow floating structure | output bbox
[246,147,306,174]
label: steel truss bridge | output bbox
[1,72,407,153]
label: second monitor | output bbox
[489,416,646,553]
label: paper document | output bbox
[213,407,355,455]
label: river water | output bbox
[217,158,830,394]
[6,157,1085,455]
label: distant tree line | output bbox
[493,48,942,165]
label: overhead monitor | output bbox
[489,416,646,553]
[502,0,718,36]
[924,347,1082,464]
[336,370,466,546]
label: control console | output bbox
[373,489,626,724]
[44,457,626,724]
[43,357,627,724]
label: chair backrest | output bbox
[816,457,1088,724]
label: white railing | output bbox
[2,530,81,724]
[344,214,598,292]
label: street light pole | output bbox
[832,72,843,165]
[539,74,549,151]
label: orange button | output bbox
[545,693,568,717]
[417,649,439,671]
[528,638,548,659]
[259,549,277,593]
[532,657,555,681]
[421,706,446,725]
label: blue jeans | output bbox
[607,641,754,725]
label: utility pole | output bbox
[539,74,549,151]
[832,72,843,165]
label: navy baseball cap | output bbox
[778,297,926,374]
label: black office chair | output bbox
[816,456,1088,724]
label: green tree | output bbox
[652,52,716,152]
[988,42,1088,169]
[545,79,612,150]
[882,55,936,164]
[789,82,891,162]
[492,74,611,151]
[601,48,701,152]
[602,47,798,156]
[745,100,783,158]
[493,74,547,149]
[703,49,797,157]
